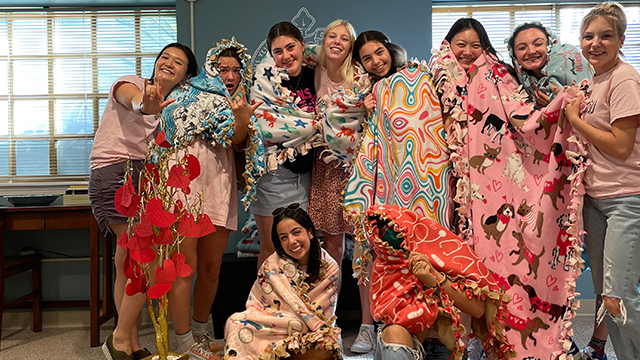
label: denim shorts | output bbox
[374,325,425,360]
[250,166,310,217]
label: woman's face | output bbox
[514,28,548,73]
[276,218,312,266]
[271,35,305,77]
[154,47,190,90]
[451,28,483,71]
[581,16,624,75]
[217,56,242,95]
[323,25,352,64]
[358,40,392,79]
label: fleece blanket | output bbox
[431,43,588,360]
[505,21,593,103]
[343,62,454,280]
[250,45,323,172]
[365,204,515,360]
[160,38,265,210]
[316,67,371,166]
[224,250,341,360]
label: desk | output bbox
[0,205,116,347]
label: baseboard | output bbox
[3,300,597,331]
[2,306,189,330]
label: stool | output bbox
[0,252,42,349]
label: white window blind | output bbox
[432,3,640,70]
[0,9,176,183]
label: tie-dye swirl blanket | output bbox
[160,39,265,209]
[250,46,322,172]
[316,67,371,166]
[343,62,454,279]
[431,44,588,360]
[365,204,515,360]
[223,250,341,360]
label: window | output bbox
[0,9,176,182]
[432,3,640,70]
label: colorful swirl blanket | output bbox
[250,46,322,172]
[343,62,454,279]
[224,250,341,360]
[316,67,371,166]
[160,38,265,209]
[364,204,515,360]
[431,44,588,360]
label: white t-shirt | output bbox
[582,62,640,199]
[90,75,158,170]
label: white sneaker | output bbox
[350,324,375,353]
[193,331,223,353]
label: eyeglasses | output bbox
[271,203,301,216]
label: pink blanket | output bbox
[431,44,588,360]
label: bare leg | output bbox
[168,236,198,335]
[256,214,275,269]
[322,231,345,295]
[593,294,609,340]
[381,325,414,348]
[109,223,143,352]
[359,282,374,325]
[192,228,230,323]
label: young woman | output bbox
[353,30,407,112]
[506,21,593,108]
[565,3,640,358]
[159,39,261,360]
[250,22,321,269]
[224,204,341,360]
[91,42,198,360]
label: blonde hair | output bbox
[581,2,627,46]
[319,19,357,89]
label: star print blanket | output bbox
[160,39,265,209]
[250,46,322,172]
[343,62,454,279]
[316,67,371,166]
[223,250,341,360]
[430,43,588,360]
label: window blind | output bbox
[0,9,176,183]
[432,3,640,70]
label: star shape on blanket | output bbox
[263,67,274,82]
[294,119,307,128]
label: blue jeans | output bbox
[584,194,640,358]
[373,325,467,360]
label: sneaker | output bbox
[188,342,219,360]
[580,346,608,360]
[350,324,375,354]
[193,331,223,353]
[102,333,135,360]
[567,340,583,360]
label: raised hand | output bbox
[226,87,263,144]
[139,76,176,115]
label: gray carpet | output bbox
[0,317,616,359]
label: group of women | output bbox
[89,2,640,360]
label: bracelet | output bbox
[438,273,448,286]
[138,100,151,116]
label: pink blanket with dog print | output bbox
[431,44,588,360]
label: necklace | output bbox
[288,71,302,93]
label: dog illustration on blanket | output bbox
[481,113,507,145]
[481,202,515,246]
[469,144,501,175]
[504,313,550,350]
[516,198,544,237]
[549,214,574,271]
[502,151,530,192]
[522,284,567,323]
[509,231,545,280]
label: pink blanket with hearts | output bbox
[430,44,588,360]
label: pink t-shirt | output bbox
[582,62,640,199]
[90,75,158,170]
[314,66,346,112]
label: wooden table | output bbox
[0,204,116,347]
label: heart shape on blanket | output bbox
[546,275,558,287]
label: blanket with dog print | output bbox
[431,43,588,360]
